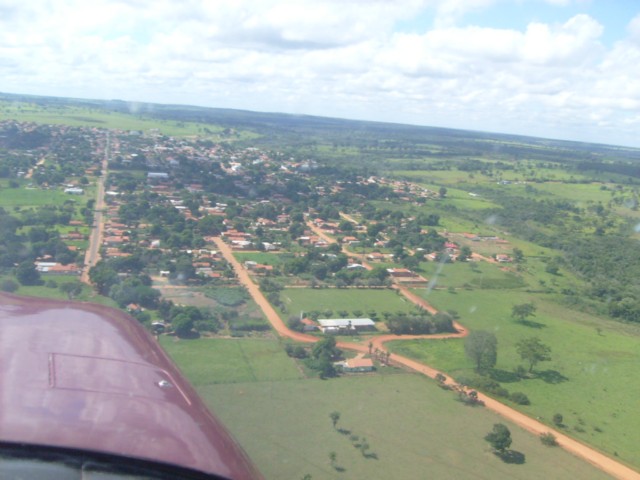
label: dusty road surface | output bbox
[81,134,110,284]
[215,235,639,480]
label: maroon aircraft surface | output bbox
[0,292,263,479]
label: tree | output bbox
[485,423,512,453]
[512,248,524,263]
[516,336,551,373]
[464,330,497,373]
[15,260,42,286]
[511,302,536,323]
[458,245,472,262]
[171,313,194,337]
[330,411,340,429]
[552,413,563,426]
[312,335,339,360]
[60,281,82,299]
[1,279,18,292]
[438,186,448,198]
[540,432,558,446]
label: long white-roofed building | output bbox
[318,318,375,334]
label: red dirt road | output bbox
[215,236,640,480]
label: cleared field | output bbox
[160,337,303,385]
[233,252,291,266]
[281,287,419,316]
[160,336,612,480]
[417,260,527,290]
[0,185,82,207]
[390,288,640,468]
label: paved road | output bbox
[215,235,639,480]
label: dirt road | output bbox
[24,156,46,179]
[81,133,110,284]
[215,235,639,480]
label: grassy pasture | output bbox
[0,102,258,140]
[0,185,81,207]
[417,260,527,291]
[281,287,419,317]
[160,337,611,480]
[233,252,291,266]
[160,337,302,385]
[390,288,640,468]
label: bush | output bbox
[456,374,509,398]
[510,392,531,405]
[553,413,564,426]
[540,432,558,446]
[0,279,18,292]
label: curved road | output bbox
[214,236,639,480]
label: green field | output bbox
[233,252,291,266]
[388,288,640,468]
[160,337,302,385]
[0,185,84,207]
[281,287,419,317]
[160,337,612,480]
[0,102,258,140]
[417,260,527,291]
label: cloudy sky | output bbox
[2,0,640,147]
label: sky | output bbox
[2,0,640,147]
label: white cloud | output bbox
[0,1,638,146]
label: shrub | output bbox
[1,279,18,292]
[510,392,531,405]
[552,413,563,426]
[540,432,558,446]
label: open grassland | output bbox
[506,182,618,205]
[0,102,258,140]
[419,260,527,291]
[281,287,419,316]
[160,337,612,480]
[160,337,302,385]
[389,288,640,468]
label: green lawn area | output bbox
[417,260,528,291]
[160,337,303,385]
[389,288,640,468]
[160,334,612,480]
[0,185,81,207]
[281,287,419,317]
[233,252,291,266]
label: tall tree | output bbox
[15,261,41,286]
[485,423,512,453]
[516,337,551,373]
[511,302,536,323]
[330,411,340,429]
[464,330,497,373]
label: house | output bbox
[342,358,374,373]
[386,268,428,286]
[496,254,513,263]
[35,262,82,275]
